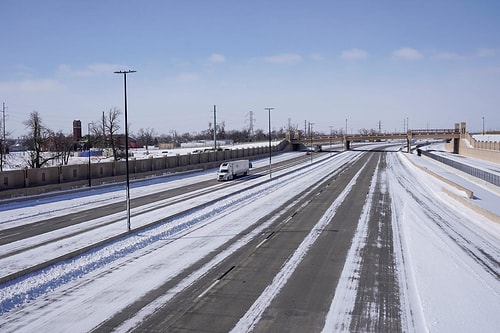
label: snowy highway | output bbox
[0,146,499,332]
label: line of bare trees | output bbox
[10,107,294,169]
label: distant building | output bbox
[73,120,82,140]
[9,143,27,152]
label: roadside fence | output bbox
[419,150,500,187]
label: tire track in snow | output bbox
[391,153,499,280]
[387,152,500,332]
[321,155,380,332]
[229,158,370,333]
[0,153,358,316]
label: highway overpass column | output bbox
[452,122,463,154]
[407,131,412,153]
[343,136,351,150]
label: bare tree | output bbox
[207,122,214,140]
[23,111,58,168]
[89,121,105,149]
[52,130,76,165]
[103,107,122,161]
[136,127,156,148]
[0,126,11,172]
[358,128,377,135]
[217,121,226,140]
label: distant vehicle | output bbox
[193,147,230,154]
[217,160,252,181]
[204,147,223,152]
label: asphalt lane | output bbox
[0,155,310,246]
[349,153,401,332]
[121,152,402,332]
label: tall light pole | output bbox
[114,69,136,231]
[482,116,485,135]
[265,107,274,178]
[1,103,6,172]
[213,105,217,150]
[310,122,314,163]
[329,125,334,155]
[88,123,91,187]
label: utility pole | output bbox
[102,111,105,148]
[265,107,274,178]
[213,105,217,149]
[1,103,6,172]
[329,125,334,154]
[88,123,92,187]
[309,122,314,163]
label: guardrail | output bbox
[419,150,500,187]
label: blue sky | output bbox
[1,0,499,138]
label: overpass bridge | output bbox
[290,127,461,153]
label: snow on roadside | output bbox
[0,152,354,332]
[1,148,498,332]
[0,153,315,278]
[387,152,500,333]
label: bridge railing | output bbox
[291,128,460,143]
[411,129,458,133]
[419,150,500,186]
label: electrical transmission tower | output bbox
[245,110,256,136]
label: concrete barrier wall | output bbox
[445,135,500,164]
[457,143,500,164]
[28,167,61,187]
[2,170,25,189]
[0,141,290,196]
[464,132,500,151]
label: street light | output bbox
[310,122,314,163]
[482,116,485,135]
[329,125,334,155]
[114,69,136,231]
[88,123,91,187]
[265,107,274,178]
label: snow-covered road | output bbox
[388,152,500,332]
[0,149,499,332]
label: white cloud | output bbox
[13,64,37,77]
[176,72,200,82]
[310,53,324,61]
[393,47,423,60]
[0,79,64,93]
[341,48,368,60]
[263,53,303,65]
[476,48,498,57]
[432,52,462,60]
[57,63,126,77]
[484,66,500,74]
[208,53,226,63]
